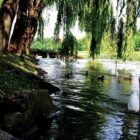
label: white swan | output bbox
[36,55,42,60]
[128,91,139,112]
[58,57,66,66]
[110,61,119,76]
[110,69,118,76]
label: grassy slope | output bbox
[0,53,59,95]
[78,51,140,60]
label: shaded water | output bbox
[38,58,140,140]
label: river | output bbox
[37,57,140,140]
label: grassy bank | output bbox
[78,51,140,60]
[0,53,59,96]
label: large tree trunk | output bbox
[0,0,19,51]
[8,0,45,54]
[7,0,28,53]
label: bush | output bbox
[31,38,61,52]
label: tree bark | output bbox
[0,0,19,51]
[0,11,3,51]
[8,0,45,54]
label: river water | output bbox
[37,57,140,140]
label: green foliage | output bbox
[0,54,41,94]
[54,0,78,35]
[42,0,138,60]
[32,0,139,60]
[31,38,61,52]
[31,40,42,49]
[52,0,115,59]
[101,32,117,59]
[77,0,114,58]
[61,31,77,56]
[77,34,91,51]
[0,0,2,7]
[110,18,116,40]
[120,0,136,60]
[132,51,140,60]
[134,32,140,51]
[123,29,135,60]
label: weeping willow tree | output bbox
[76,0,114,59]
[54,0,78,56]
[76,0,138,60]
[61,31,77,56]
[116,0,137,60]
[123,0,136,60]
[54,0,115,59]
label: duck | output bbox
[75,71,88,76]
[62,91,68,97]
[85,71,88,76]
[110,61,119,76]
[82,71,89,76]
[58,56,66,66]
[110,70,119,76]
[128,91,139,112]
[66,71,73,78]
[36,55,42,60]
[124,74,133,81]
[98,75,105,81]
[128,77,140,112]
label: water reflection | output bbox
[37,58,140,140]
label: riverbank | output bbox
[0,53,59,94]
[0,53,60,139]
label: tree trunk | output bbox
[90,34,96,59]
[0,0,18,51]
[7,0,28,53]
[8,0,45,54]
[117,18,124,59]
[15,18,38,55]
[0,12,3,51]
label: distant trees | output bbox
[31,38,61,52]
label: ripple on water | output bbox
[38,58,140,140]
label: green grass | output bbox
[100,51,140,61]
[131,51,140,60]
[0,53,47,95]
[0,54,38,74]
[77,51,89,58]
